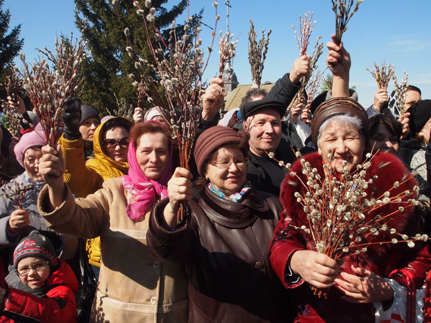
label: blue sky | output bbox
[4,0,431,110]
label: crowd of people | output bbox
[0,34,430,323]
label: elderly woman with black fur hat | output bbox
[147,125,294,322]
[269,97,431,323]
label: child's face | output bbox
[17,257,50,289]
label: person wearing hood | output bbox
[0,230,78,323]
[0,125,77,289]
[58,98,133,273]
[37,121,188,322]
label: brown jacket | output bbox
[38,178,188,323]
[147,186,294,322]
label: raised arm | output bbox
[326,35,351,98]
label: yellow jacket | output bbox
[60,117,133,267]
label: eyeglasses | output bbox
[210,157,248,169]
[103,137,129,149]
[16,261,49,276]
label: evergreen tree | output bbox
[0,0,24,96]
[74,0,202,115]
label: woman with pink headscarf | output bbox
[36,121,188,323]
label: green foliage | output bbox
[74,0,202,116]
[0,0,24,99]
[319,73,356,93]
[320,74,333,93]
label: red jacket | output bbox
[0,258,78,323]
[269,152,431,323]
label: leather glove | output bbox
[62,97,82,140]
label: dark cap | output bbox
[407,100,431,137]
[311,97,368,146]
[240,99,286,120]
[80,104,101,125]
[13,230,58,270]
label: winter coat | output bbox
[269,152,431,323]
[147,186,295,323]
[266,73,301,108]
[59,117,133,268]
[37,178,188,323]
[0,172,77,287]
[0,258,78,323]
[246,136,296,197]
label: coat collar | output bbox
[198,186,269,229]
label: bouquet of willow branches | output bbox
[290,12,324,109]
[0,180,33,209]
[304,70,324,110]
[1,66,25,137]
[128,0,217,166]
[331,0,363,45]
[19,34,87,147]
[127,0,219,221]
[248,19,271,88]
[366,61,394,90]
[270,150,427,296]
[218,30,237,80]
[390,67,409,117]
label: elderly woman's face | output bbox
[136,132,169,180]
[24,148,44,182]
[205,147,247,196]
[318,119,365,173]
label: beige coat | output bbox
[38,178,188,323]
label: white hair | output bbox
[316,115,364,148]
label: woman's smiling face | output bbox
[205,147,247,196]
[318,118,365,173]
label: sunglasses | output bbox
[103,137,129,149]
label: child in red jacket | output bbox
[0,230,78,323]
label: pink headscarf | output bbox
[122,122,173,222]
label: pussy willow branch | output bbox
[331,0,364,45]
[248,19,271,87]
[366,61,393,89]
[19,34,87,147]
[390,66,408,117]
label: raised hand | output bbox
[202,78,225,121]
[8,209,30,233]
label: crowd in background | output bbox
[0,34,430,323]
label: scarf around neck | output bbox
[208,182,251,203]
[122,132,172,222]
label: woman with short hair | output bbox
[37,121,189,323]
[147,125,293,322]
[269,98,431,323]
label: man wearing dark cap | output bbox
[241,99,296,197]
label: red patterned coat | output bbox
[269,152,431,323]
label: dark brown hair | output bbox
[368,114,402,145]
